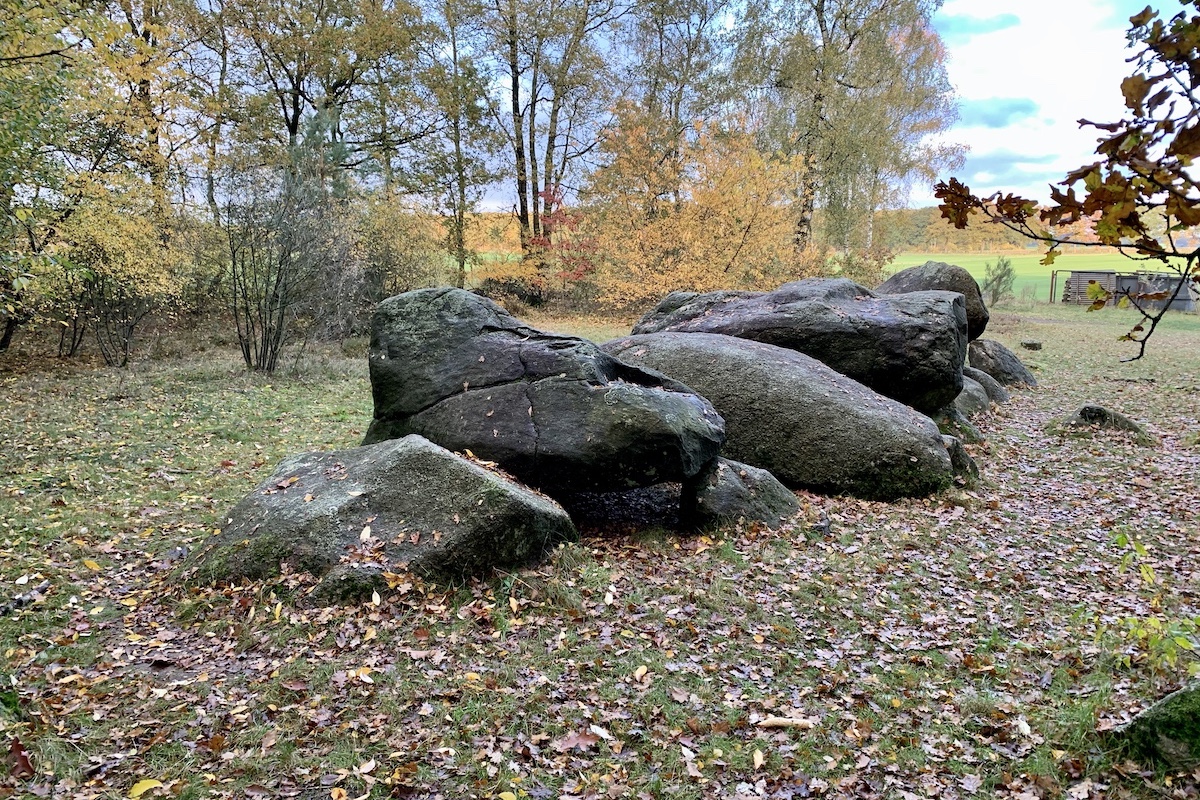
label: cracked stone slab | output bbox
[363,288,725,494]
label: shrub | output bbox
[982,255,1016,307]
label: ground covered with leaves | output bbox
[1,306,1198,799]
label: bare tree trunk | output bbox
[500,0,531,250]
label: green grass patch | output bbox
[890,250,1190,305]
[0,314,1198,797]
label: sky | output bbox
[912,0,1160,207]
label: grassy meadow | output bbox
[1,302,1199,799]
[888,251,1180,304]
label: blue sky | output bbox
[912,0,1161,206]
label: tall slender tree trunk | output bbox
[500,0,530,250]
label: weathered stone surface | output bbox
[603,332,955,500]
[183,436,577,588]
[363,288,725,493]
[954,375,991,419]
[968,339,1038,387]
[942,435,979,487]
[963,366,1011,404]
[683,458,800,530]
[1053,404,1155,445]
[931,404,983,444]
[631,278,967,414]
[876,260,989,340]
[1117,682,1200,769]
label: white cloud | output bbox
[911,0,1146,205]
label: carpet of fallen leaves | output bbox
[1,306,1198,800]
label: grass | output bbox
[1,305,1198,798]
[889,250,1188,304]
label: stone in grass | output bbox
[963,366,1011,405]
[1054,404,1156,446]
[1117,682,1200,769]
[942,435,979,487]
[181,435,577,597]
[682,458,800,531]
[1020,340,1043,351]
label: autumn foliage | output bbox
[583,109,805,308]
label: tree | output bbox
[486,0,623,256]
[1,0,77,350]
[738,0,961,258]
[935,3,1200,361]
[982,255,1015,308]
[223,121,349,373]
[413,0,502,289]
[585,118,800,307]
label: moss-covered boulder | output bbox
[682,458,800,530]
[181,435,577,592]
[1118,682,1200,769]
[1051,404,1155,446]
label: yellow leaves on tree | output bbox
[59,192,182,301]
[585,109,803,308]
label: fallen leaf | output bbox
[756,715,818,729]
[7,737,33,779]
[83,559,101,571]
[960,774,982,793]
[552,730,600,752]
[753,749,765,770]
[129,779,164,798]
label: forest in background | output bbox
[2,0,968,371]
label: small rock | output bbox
[963,366,1011,404]
[931,405,984,444]
[682,458,800,530]
[1053,404,1155,446]
[953,375,991,419]
[942,435,979,487]
[1020,340,1043,351]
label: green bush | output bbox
[982,255,1016,307]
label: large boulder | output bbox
[876,260,989,340]
[968,339,1038,387]
[363,288,724,493]
[603,332,955,500]
[631,278,967,415]
[183,436,577,588]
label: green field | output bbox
[890,251,1167,303]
